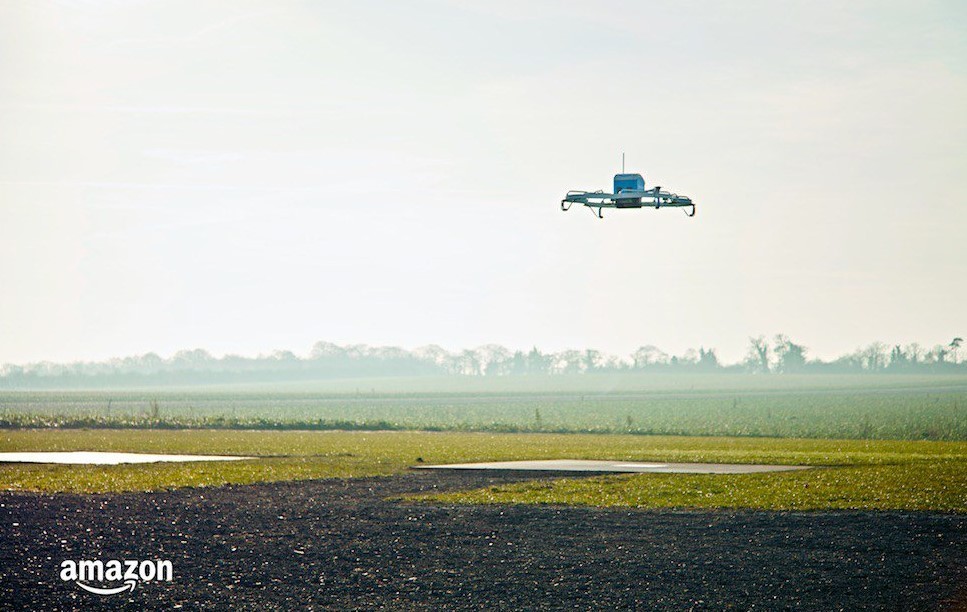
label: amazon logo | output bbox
[59,559,172,596]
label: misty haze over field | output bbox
[1,336,964,388]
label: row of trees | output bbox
[0,336,963,387]
[744,335,963,373]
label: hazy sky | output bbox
[1,0,965,365]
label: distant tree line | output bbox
[0,336,963,388]
[742,335,964,374]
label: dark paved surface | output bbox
[0,471,964,610]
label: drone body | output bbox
[561,170,696,218]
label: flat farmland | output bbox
[1,374,965,439]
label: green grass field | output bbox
[2,373,966,439]
[1,430,965,512]
[411,460,966,512]
[2,374,965,511]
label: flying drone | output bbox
[561,156,696,218]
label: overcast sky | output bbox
[1,0,965,365]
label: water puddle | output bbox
[0,451,253,465]
[415,459,811,474]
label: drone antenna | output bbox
[622,152,625,173]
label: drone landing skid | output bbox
[560,189,696,219]
[561,168,697,218]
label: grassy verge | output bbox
[1,430,965,511]
[410,461,966,512]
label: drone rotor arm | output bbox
[561,184,695,218]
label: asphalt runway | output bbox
[1,471,963,610]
